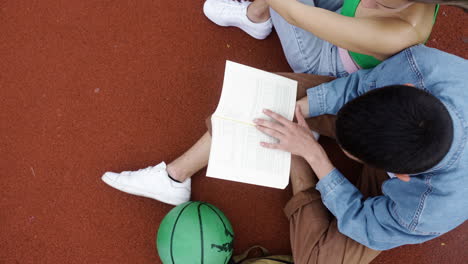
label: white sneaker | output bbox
[101,162,191,206]
[203,0,272,40]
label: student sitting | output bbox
[202,0,465,76]
[102,45,467,263]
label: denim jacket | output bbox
[307,45,468,250]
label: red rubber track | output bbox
[0,1,466,263]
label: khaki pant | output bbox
[208,73,387,264]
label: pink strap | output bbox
[338,47,361,74]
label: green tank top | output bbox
[340,0,440,69]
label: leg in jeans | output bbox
[270,0,348,77]
[246,0,343,24]
[204,0,346,75]
[283,73,385,264]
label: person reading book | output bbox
[203,0,465,76]
[101,45,467,263]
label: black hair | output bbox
[410,0,468,11]
[336,85,453,174]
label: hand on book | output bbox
[254,107,323,159]
[254,106,335,179]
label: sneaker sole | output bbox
[101,174,188,206]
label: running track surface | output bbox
[1,1,467,263]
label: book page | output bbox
[207,117,291,189]
[206,61,298,189]
[213,61,297,124]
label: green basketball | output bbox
[157,201,234,264]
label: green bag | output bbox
[230,246,293,264]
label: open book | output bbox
[206,61,298,189]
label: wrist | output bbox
[304,149,334,179]
[297,97,310,118]
[304,149,327,167]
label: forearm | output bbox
[292,130,335,179]
[305,150,335,179]
[266,0,418,58]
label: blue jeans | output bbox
[270,0,348,77]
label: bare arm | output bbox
[266,0,422,59]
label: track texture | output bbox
[0,1,466,263]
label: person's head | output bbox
[336,85,453,175]
[409,0,468,11]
